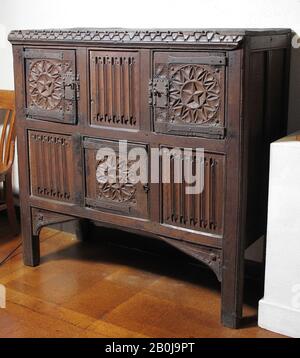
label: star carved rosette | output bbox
[96,156,137,204]
[28,59,65,110]
[169,65,221,124]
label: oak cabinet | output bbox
[9,28,291,328]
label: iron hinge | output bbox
[149,77,169,108]
[143,184,150,193]
[63,73,80,100]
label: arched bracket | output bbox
[32,208,76,236]
[160,236,222,282]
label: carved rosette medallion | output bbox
[28,60,64,110]
[169,65,221,124]
[96,156,137,203]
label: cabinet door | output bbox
[151,52,226,139]
[84,138,149,218]
[28,130,76,203]
[24,49,78,123]
[90,51,140,129]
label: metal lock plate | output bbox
[151,77,169,108]
[63,74,80,100]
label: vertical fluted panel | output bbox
[162,150,224,235]
[28,130,74,202]
[90,51,139,128]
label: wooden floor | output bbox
[0,213,283,338]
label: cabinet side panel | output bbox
[245,47,289,246]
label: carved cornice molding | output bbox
[8,29,244,47]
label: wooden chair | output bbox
[0,90,18,235]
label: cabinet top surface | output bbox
[8,28,291,48]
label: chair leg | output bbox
[4,172,19,236]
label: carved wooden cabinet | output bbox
[9,28,291,328]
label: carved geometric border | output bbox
[9,29,244,47]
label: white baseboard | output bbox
[258,299,300,338]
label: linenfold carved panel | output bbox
[90,51,140,128]
[84,138,149,218]
[24,49,77,123]
[28,131,75,203]
[162,148,224,236]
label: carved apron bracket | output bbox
[160,236,222,282]
[32,208,76,236]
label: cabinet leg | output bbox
[22,210,40,267]
[221,253,245,328]
[23,231,40,267]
